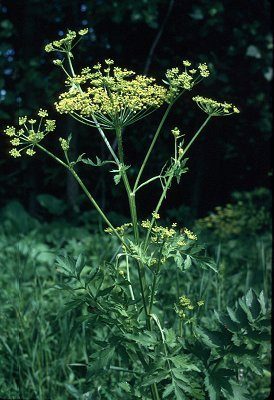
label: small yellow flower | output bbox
[9,148,21,158]
[10,138,20,146]
[105,59,114,65]
[45,119,56,132]
[18,117,27,126]
[198,63,210,78]
[38,109,48,118]
[79,28,89,36]
[45,43,54,52]
[26,148,36,156]
[141,219,151,229]
[184,228,197,240]
[183,60,191,67]
[152,211,160,219]
[53,59,63,66]
[171,127,180,137]
[179,295,191,307]
[59,138,69,151]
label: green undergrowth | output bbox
[0,195,271,399]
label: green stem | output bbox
[183,115,211,155]
[36,144,126,247]
[179,320,183,337]
[67,52,76,77]
[144,115,212,248]
[134,175,162,193]
[115,127,160,399]
[115,127,149,319]
[148,242,165,314]
[115,126,139,241]
[133,102,173,192]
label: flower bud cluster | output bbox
[175,295,204,320]
[3,110,55,158]
[44,29,88,53]
[192,96,240,116]
[105,223,133,236]
[183,228,197,240]
[171,127,180,138]
[165,60,210,103]
[59,138,70,151]
[141,215,197,247]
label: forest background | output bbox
[0,0,272,217]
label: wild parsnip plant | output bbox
[4,29,270,400]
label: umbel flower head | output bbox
[164,60,210,103]
[55,59,167,130]
[3,110,56,157]
[45,29,211,129]
[44,28,89,53]
[192,96,240,116]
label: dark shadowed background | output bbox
[0,0,272,220]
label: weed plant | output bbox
[2,29,271,399]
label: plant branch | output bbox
[134,102,173,192]
[36,144,126,247]
[144,115,212,248]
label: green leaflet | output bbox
[162,371,203,400]
[194,326,230,348]
[223,381,249,400]
[81,156,115,167]
[204,368,234,400]
[167,355,201,372]
[124,331,158,348]
[142,370,169,387]
[88,346,116,374]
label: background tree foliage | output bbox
[0,0,272,218]
[0,2,272,399]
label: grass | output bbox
[0,197,271,399]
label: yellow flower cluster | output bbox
[141,217,198,247]
[105,223,133,236]
[141,219,151,229]
[55,60,167,130]
[183,228,197,240]
[44,29,88,53]
[3,110,56,158]
[141,219,177,243]
[175,295,204,319]
[165,60,210,103]
[151,225,176,241]
[59,138,70,151]
[152,211,160,219]
[192,96,240,116]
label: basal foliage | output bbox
[2,28,270,400]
